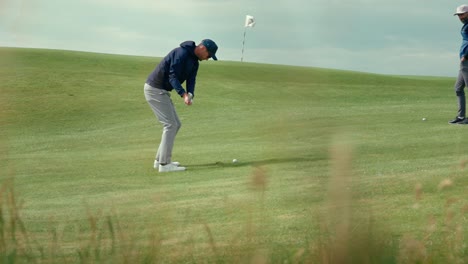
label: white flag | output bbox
[245,15,255,27]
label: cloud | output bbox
[86,0,239,16]
[0,0,462,76]
[236,45,457,77]
[93,26,147,41]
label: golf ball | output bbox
[232,159,238,163]
[422,118,426,121]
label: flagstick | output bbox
[241,27,247,62]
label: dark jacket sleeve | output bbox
[168,50,187,97]
[186,64,199,97]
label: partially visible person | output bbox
[144,39,218,172]
[450,5,468,124]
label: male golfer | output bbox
[144,39,218,172]
[450,5,468,124]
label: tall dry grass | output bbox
[397,179,467,264]
[0,135,466,263]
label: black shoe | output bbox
[449,117,466,124]
[459,119,468,125]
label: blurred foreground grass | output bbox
[0,139,466,263]
[0,47,467,263]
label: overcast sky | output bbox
[0,0,466,77]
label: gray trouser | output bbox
[144,83,181,164]
[454,60,468,117]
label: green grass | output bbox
[0,47,467,263]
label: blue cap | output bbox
[201,39,218,60]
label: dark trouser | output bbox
[454,60,468,118]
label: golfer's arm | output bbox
[168,65,186,97]
[186,74,196,97]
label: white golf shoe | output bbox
[154,160,181,169]
[159,163,186,172]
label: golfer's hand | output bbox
[183,93,193,105]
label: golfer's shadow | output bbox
[187,156,323,170]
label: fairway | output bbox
[0,47,467,262]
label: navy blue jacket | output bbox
[461,23,468,59]
[146,41,199,97]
